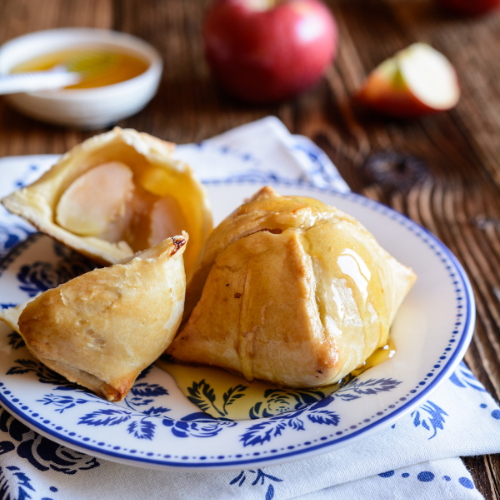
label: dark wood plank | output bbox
[315,2,500,497]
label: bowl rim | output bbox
[0,27,163,99]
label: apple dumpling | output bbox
[1,128,212,279]
[168,187,416,388]
[0,234,188,401]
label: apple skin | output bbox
[356,71,442,119]
[203,0,337,103]
[436,0,500,16]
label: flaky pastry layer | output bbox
[1,234,188,401]
[1,128,211,280]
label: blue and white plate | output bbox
[0,159,475,471]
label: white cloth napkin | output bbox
[0,117,498,500]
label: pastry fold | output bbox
[168,187,416,388]
[1,128,212,279]
[1,234,188,401]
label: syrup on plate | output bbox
[157,338,396,420]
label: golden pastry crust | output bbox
[1,128,212,279]
[5,234,188,402]
[169,187,416,388]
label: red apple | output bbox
[203,0,337,103]
[356,43,460,119]
[436,0,500,16]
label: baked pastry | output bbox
[169,187,416,388]
[1,128,212,279]
[0,234,188,401]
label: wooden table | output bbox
[0,0,499,496]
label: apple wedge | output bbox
[356,43,460,119]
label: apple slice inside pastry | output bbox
[56,161,135,238]
[168,187,416,389]
[1,128,211,280]
[0,234,188,402]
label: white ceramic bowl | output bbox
[0,28,163,129]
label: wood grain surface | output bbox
[0,0,499,497]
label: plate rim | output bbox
[0,179,476,470]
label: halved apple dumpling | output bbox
[1,128,212,279]
[0,234,189,401]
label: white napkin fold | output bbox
[0,117,498,500]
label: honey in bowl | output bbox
[157,338,396,421]
[10,47,149,89]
